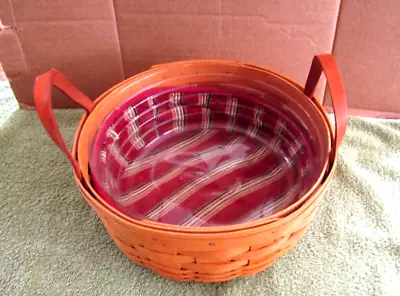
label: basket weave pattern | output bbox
[34,54,347,282]
[78,174,328,281]
[110,226,308,282]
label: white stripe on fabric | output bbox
[199,93,211,129]
[300,160,311,177]
[242,184,299,222]
[148,96,159,136]
[248,107,263,139]
[145,145,269,220]
[100,149,107,164]
[128,120,145,150]
[169,92,185,132]
[272,119,285,152]
[123,106,145,150]
[108,143,128,166]
[106,128,119,140]
[123,129,218,176]
[225,97,239,131]
[182,164,286,226]
[117,137,246,205]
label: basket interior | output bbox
[89,84,326,227]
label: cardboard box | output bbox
[330,0,400,116]
[1,1,399,116]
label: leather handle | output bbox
[34,69,94,179]
[304,54,348,150]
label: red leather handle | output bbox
[304,54,348,150]
[34,69,94,179]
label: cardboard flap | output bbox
[0,28,28,80]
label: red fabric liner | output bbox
[90,85,321,226]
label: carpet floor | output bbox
[0,109,399,296]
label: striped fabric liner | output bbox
[181,163,287,226]
[100,149,107,164]
[106,129,208,168]
[148,96,159,136]
[116,131,234,194]
[120,109,288,221]
[198,93,211,129]
[287,138,304,168]
[104,93,281,170]
[289,139,304,157]
[123,129,219,176]
[145,144,270,220]
[145,109,288,222]
[104,141,129,166]
[125,106,145,150]
[93,88,316,225]
[169,92,186,132]
[116,136,246,205]
[300,160,312,177]
[178,122,294,226]
[272,119,285,152]
[104,96,180,169]
[106,128,119,140]
[198,93,211,108]
[241,184,300,222]
[110,92,209,167]
[225,96,239,131]
[107,143,129,167]
[248,107,263,139]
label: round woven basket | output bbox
[34,54,347,282]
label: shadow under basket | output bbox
[34,55,348,282]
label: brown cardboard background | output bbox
[1,0,124,108]
[113,0,340,102]
[5,0,399,116]
[0,0,15,25]
[330,0,400,114]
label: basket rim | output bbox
[78,60,332,201]
[71,60,337,235]
[90,84,324,222]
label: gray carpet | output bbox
[0,109,399,296]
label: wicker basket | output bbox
[34,54,347,282]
